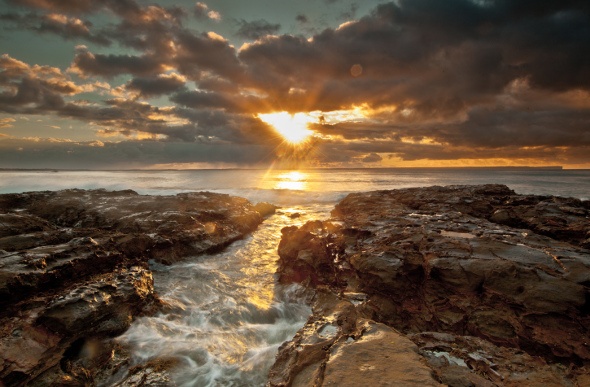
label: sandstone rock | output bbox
[272,185,590,385]
[268,289,441,387]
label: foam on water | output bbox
[106,206,327,386]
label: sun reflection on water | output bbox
[114,202,334,386]
[274,171,308,191]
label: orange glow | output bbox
[258,112,315,144]
[275,171,307,190]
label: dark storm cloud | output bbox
[2,0,590,167]
[0,137,274,169]
[171,107,277,144]
[240,0,590,108]
[70,47,166,78]
[0,12,111,45]
[235,19,281,40]
[438,106,590,147]
[5,0,101,14]
[126,74,187,97]
[170,90,263,114]
[361,153,382,163]
[197,77,239,93]
[0,54,99,113]
[4,0,166,20]
[314,136,590,166]
[173,30,245,82]
[234,0,590,165]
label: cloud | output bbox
[296,14,308,23]
[5,0,180,21]
[173,30,245,81]
[170,89,264,114]
[1,0,589,168]
[194,2,221,21]
[125,73,187,97]
[0,137,274,169]
[240,1,590,110]
[234,0,590,165]
[0,54,102,112]
[0,12,111,45]
[361,152,382,163]
[235,19,281,40]
[69,46,166,78]
[5,0,101,14]
[0,117,16,128]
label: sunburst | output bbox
[258,112,315,144]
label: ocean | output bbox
[1,167,589,202]
[2,168,589,386]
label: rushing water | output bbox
[2,168,589,385]
[108,205,328,386]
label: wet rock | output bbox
[272,185,590,385]
[268,289,441,387]
[0,267,157,386]
[0,189,264,386]
[254,202,278,217]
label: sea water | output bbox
[1,168,589,385]
[1,168,589,201]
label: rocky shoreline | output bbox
[0,189,272,386]
[1,185,589,386]
[270,184,590,386]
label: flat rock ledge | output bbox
[0,189,270,386]
[269,184,590,386]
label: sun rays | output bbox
[257,112,315,145]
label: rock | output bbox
[254,202,278,217]
[268,289,441,387]
[272,185,590,385]
[0,189,264,386]
[0,267,157,386]
[322,323,441,387]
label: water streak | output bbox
[112,205,329,386]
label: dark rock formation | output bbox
[271,185,590,386]
[0,189,266,386]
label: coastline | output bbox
[0,184,589,385]
[270,184,590,386]
[0,189,272,385]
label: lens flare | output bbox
[258,112,315,144]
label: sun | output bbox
[258,112,315,144]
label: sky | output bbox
[0,0,589,169]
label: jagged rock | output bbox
[0,189,264,386]
[272,185,590,385]
[0,267,156,386]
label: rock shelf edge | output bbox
[269,184,590,387]
[0,189,274,386]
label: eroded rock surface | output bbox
[0,189,266,386]
[270,185,590,386]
